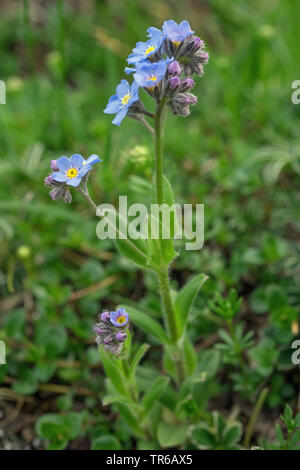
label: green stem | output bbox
[158,267,178,343]
[154,99,167,205]
[285,429,293,450]
[244,387,268,448]
[154,98,185,384]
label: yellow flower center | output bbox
[146,75,158,90]
[173,41,181,47]
[145,46,155,56]
[67,168,78,178]
[121,93,131,106]
[117,316,126,325]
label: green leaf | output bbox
[4,308,25,340]
[182,335,197,375]
[103,393,142,412]
[122,305,172,345]
[129,344,150,380]
[157,421,189,448]
[147,215,177,269]
[191,425,215,449]
[35,412,83,450]
[149,175,178,267]
[152,175,176,206]
[222,423,242,446]
[175,274,208,337]
[275,424,284,446]
[198,350,221,379]
[142,376,169,415]
[35,322,67,358]
[115,403,144,438]
[91,435,121,450]
[98,209,149,269]
[99,347,129,397]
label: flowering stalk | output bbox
[154,98,186,383]
[45,19,210,442]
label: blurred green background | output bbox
[0,0,300,450]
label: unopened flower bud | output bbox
[101,311,110,322]
[116,331,127,342]
[191,36,203,51]
[169,76,180,90]
[50,159,58,171]
[179,78,195,92]
[168,60,181,75]
[63,189,72,204]
[44,175,53,186]
[50,186,64,200]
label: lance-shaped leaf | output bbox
[121,305,172,345]
[99,347,129,398]
[142,376,169,416]
[129,344,150,380]
[175,273,209,338]
[96,207,149,269]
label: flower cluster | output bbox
[45,153,102,202]
[104,20,209,125]
[93,308,129,355]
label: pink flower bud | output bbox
[44,175,53,186]
[51,160,58,171]
[169,76,180,90]
[179,78,195,92]
[100,311,110,322]
[168,60,181,75]
[192,36,204,50]
[116,331,127,342]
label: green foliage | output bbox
[191,412,242,450]
[0,0,299,452]
[175,274,209,338]
[91,435,122,450]
[35,412,85,450]
[208,289,242,322]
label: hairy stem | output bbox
[158,268,178,343]
[154,99,167,205]
[154,98,185,384]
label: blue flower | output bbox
[125,59,152,75]
[125,57,174,76]
[127,30,164,65]
[147,26,162,38]
[104,79,139,126]
[51,154,101,187]
[84,154,102,166]
[163,20,194,45]
[109,308,129,328]
[133,59,169,88]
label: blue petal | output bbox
[116,79,130,99]
[125,66,135,74]
[147,26,161,38]
[179,20,194,36]
[104,95,121,114]
[85,154,102,165]
[78,165,91,178]
[112,107,128,126]
[130,80,140,96]
[133,72,147,88]
[163,20,178,35]
[70,154,84,169]
[127,54,138,65]
[52,171,68,182]
[66,176,81,187]
[57,156,71,172]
